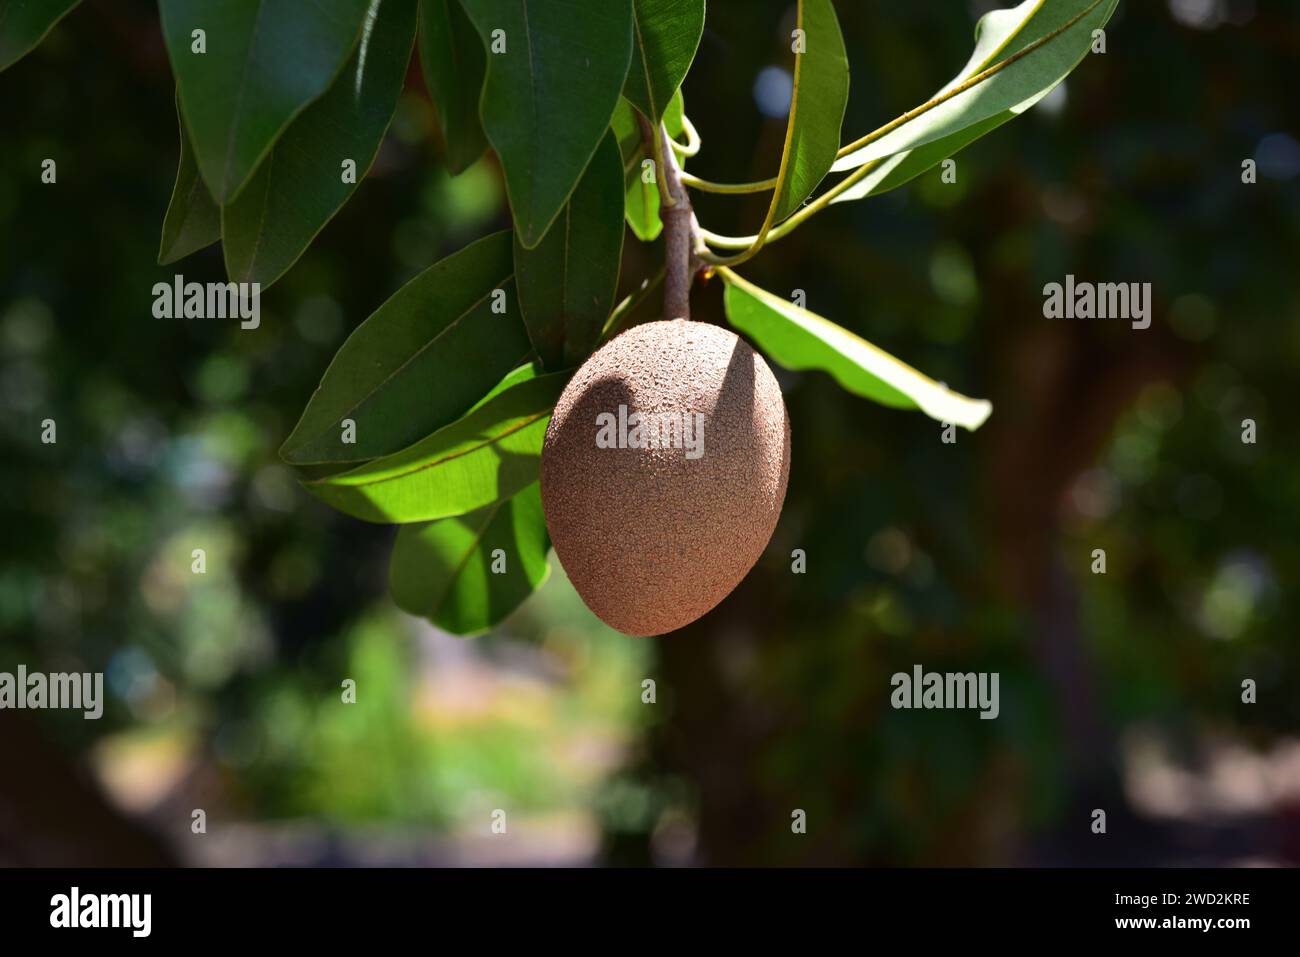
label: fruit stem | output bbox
[641,114,700,321]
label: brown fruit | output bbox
[540,319,791,636]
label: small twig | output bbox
[678,170,776,194]
[669,114,703,157]
[644,117,699,321]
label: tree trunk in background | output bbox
[0,713,176,866]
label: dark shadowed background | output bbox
[2,0,1298,866]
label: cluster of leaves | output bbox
[1,0,1116,635]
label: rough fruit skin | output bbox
[540,319,791,636]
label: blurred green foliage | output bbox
[1,0,1297,865]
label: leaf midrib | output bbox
[520,0,541,231]
[220,0,269,198]
[974,0,1048,76]
[424,500,506,616]
[324,409,550,489]
[631,2,659,120]
[236,149,278,280]
[760,0,808,235]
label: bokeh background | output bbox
[2,0,1298,866]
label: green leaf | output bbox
[158,93,221,265]
[158,0,371,203]
[514,131,625,369]
[0,0,80,72]
[222,0,417,288]
[764,0,849,226]
[721,269,992,430]
[419,0,489,174]
[611,91,684,242]
[389,482,551,634]
[832,0,1117,174]
[304,370,569,523]
[461,0,634,248]
[831,110,1015,204]
[467,360,544,412]
[622,161,662,242]
[623,0,704,124]
[281,231,533,465]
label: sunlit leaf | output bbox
[831,110,1015,204]
[0,0,80,72]
[281,231,533,465]
[721,269,992,430]
[221,0,417,288]
[460,0,633,247]
[158,0,371,202]
[623,0,704,124]
[418,0,488,174]
[158,92,220,265]
[832,0,1117,176]
[304,370,568,523]
[515,131,624,369]
[389,482,551,635]
[467,360,544,411]
[764,0,849,225]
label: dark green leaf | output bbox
[721,269,992,430]
[304,370,569,523]
[515,131,625,369]
[461,0,634,247]
[157,0,370,203]
[281,231,533,465]
[389,482,551,634]
[419,0,489,174]
[832,0,1117,176]
[158,93,220,265]
[0,0,80,72]
[623,0,704,124]
[222,0,417,288]
[765,0,849,225]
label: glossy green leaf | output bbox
[623,163,661,242]
[281,231,533,465]
[467,360,544,411]
[611,91,684,242]
[721,270,992,430]
[419,0,488,174]
[222,0,417,288]
[461,0,633,247]
[831,110,1016,204]
[158,0,370,203]
[764,0,849,225]
[832,0,1117,174]
[623,0,704,124]
[158,93,220,265]
[0,0,80,72]
[515,131,625,369]
[389,482,551,634]
[304,371,568,523]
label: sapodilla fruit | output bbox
[540,319,790,636]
